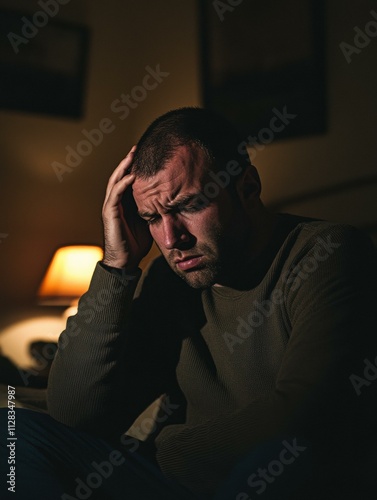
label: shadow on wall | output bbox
[268,173,377,245]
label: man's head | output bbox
[131,107,251,185]
[130,107,271,289]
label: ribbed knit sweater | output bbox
[47,214,377,498]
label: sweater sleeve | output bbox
[154,225,377,496]
[47,260,180,439]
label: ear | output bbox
[235,164,262,209]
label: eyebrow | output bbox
[137,193,202,219]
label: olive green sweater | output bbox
[47,214,377,498]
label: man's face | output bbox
[132,144,245,288]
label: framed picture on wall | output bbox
[0,10,89,118]
[199,0,326,142]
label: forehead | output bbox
[132,144,210,205]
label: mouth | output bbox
[174,255,204,271]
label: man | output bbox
[2,107,376,499]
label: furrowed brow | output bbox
[166,193,200,210]
[137,209,157,219]
[137,193,201,219]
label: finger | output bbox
[104,172,135,209]
[105,146,137,199]
[103,179,139,246]
[106,147,135,194]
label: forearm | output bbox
[47,262,142,437]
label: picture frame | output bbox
[0,9,89,118]
[199,0,327,142]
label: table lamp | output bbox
[38,245,103,316]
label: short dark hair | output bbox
[131,107,251,180]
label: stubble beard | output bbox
[166,235,235,289]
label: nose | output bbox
[161,214,191,250]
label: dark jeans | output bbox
[0,408,200,500]
[1,408,374,500]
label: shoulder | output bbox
[273,215,377,301]
[279,214,375,264]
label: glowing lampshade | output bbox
[38,245,103,304]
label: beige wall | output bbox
[0,0,200,308]
[256,0,377,236]
[1,0,377,313]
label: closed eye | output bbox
[140,194,209,225]
[179,204,206,214]
[145,203,207,224]
[145,215,161,226]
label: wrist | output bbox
[101,260,139,275]
[102,251,139,270]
